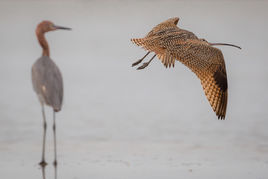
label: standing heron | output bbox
[131,17,241,119]
[32,21,71,166]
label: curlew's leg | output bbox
[132,52,150,67]
[137,54,156,70]
[39,105,47,166]
[53,111,58,166]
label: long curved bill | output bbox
[209,43,241,50]
[53,25,72,30]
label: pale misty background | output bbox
[0,0,267,179]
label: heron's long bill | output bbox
[210,43,241,50]
[54,25,72,30]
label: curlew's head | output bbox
[36,20,71,34]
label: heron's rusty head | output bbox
[36,21,71,34]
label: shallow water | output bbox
[0,0,268,178]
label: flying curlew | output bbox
[131,17,241,119]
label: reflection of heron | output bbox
[41,164,57,179]
[131,17,241,119]
[32,21,71,166]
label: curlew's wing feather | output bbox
[132,29,199,68]
[131,37,175,68]
[166,40,228,119]
[157,52,176,68]
[146,17,180,38]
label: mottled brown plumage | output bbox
[131,17,240,119]
[131,17,181,69]
[145,17,180,38]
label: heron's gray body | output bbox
[32,56,63,112]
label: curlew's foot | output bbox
[39,160,47,167]
[132,59,143,67]
[137,62,149,70]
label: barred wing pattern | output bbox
[167,40,228,119]
[132,37,228,119]
[145,17,180,38]
[131,17,181,68]
[131,29,198,68]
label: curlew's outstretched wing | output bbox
[166,39,228,119]
[131,29,198,68]
[32,56,63,112]
[131,17,181,59]
[145,17,180,38]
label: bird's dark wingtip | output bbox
[217,115,225,120]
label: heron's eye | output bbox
[50,24,54,29]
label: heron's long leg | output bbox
[132,52,150,67]
[53,111,57,166]
[39,105,47,166]
[137,54,156,70]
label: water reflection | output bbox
[40,165,57,179]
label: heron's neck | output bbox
[36,30,50,57]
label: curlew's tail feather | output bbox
[131,38,147,47]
